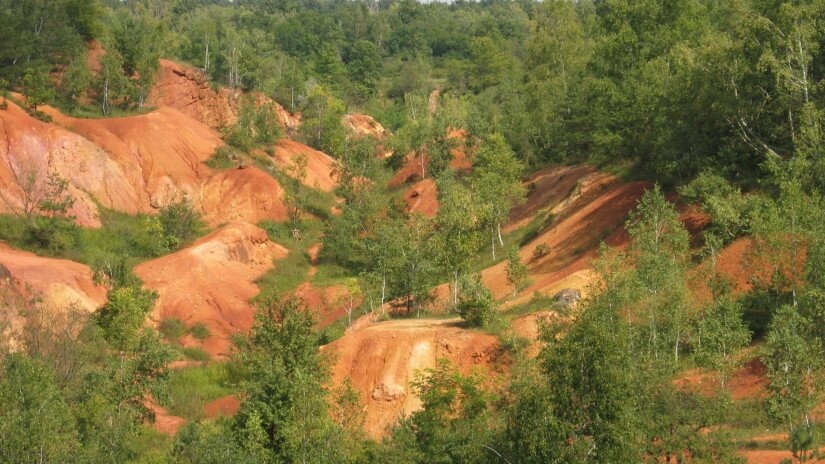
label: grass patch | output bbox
[255,219,327,301]
[181,347,212,362]
[205,146,238,170]
[158,318,187,343]
[189,323,211,341]
[161,362,238,421]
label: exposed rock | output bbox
[553,288,581,307]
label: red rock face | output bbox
[198,167,288,226]
[0,102,135,227]
[269,139,338,192]
[149,59,300,135]
[343,113,388,138]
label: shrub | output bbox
[206,146,237,170]
[457,274,494,327]
[159,318,187,343]
[189,323,211,341]
[159,199,204,249]
[532,243,550,261]
[182,347,211,362]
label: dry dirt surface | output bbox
[0,243,107,314]
[342,113,388,138]
[325,317,501,438]
[147,401,186,436]
[269,139,338,192]
[198,167,289,226]
[48,105,221,212]
[135,222,288,357]
[0,101,137,226]
[204,395,241,419]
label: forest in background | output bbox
[1,0,825,463]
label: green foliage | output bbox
[159,199,204,249]
[159,318,187,343]
[386,359,499,464]
[0,354,79,462]
[233,295,346,462]
[299,84,347,156]
[22,66,56,111]
[505,245,528,296]
[189,323,211,342]
[163,363,236,421]
[223,97,282,152]
[96,285,158,351]
[457,274,494,328]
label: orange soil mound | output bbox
[740,449,812,464]
[343,113,388,138]
[199,167,288,226]
[0,101,138,226]
[149,59,239,129]
[269,139,337,192]
[482,182,649,300]
[134,223,288,357]
[325,317,501,438]
[388,142,471,189]
[48,106,221,212]
[675,356,768,401]
[404,178,439,218]
[147,401,186,436]
[506,165,612,232]
[0,243,107,313]
[204,395,241,419]
[150,59,300,134]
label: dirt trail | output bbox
[135,222,288,357]
[325,317,501,438]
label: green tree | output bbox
[391,359,499,464]
[96,285,158,351]
[0,354,79,463]
[435,173,483,308]
[457,273,494,328]
[505,245,528,298]
[234,295,344,463]
[22,66,56,111]
[470,133,525,259]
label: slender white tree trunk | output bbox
[381,275,386,318]
[497,222,504,246]
[490,224,496,260]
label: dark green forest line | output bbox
[2,0,825,463]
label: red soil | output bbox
[342,113,388,139]
[204,395,241,419]
[48,105,220,212]
[149,59,300,134]
[325,317,501,438]
[506,165,608,232]
[147,401,186,436]
[199,167,288,226]
[0,101,137,226]
[270,139,337,192]
[0,244,106,312]
[135,223,288,357]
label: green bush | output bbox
[159,318,187,343]
[188,323,211,341]
[159,200,204,249]
[182,347,211,362]
[457,274,494,327]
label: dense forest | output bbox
[1,0,825,463]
